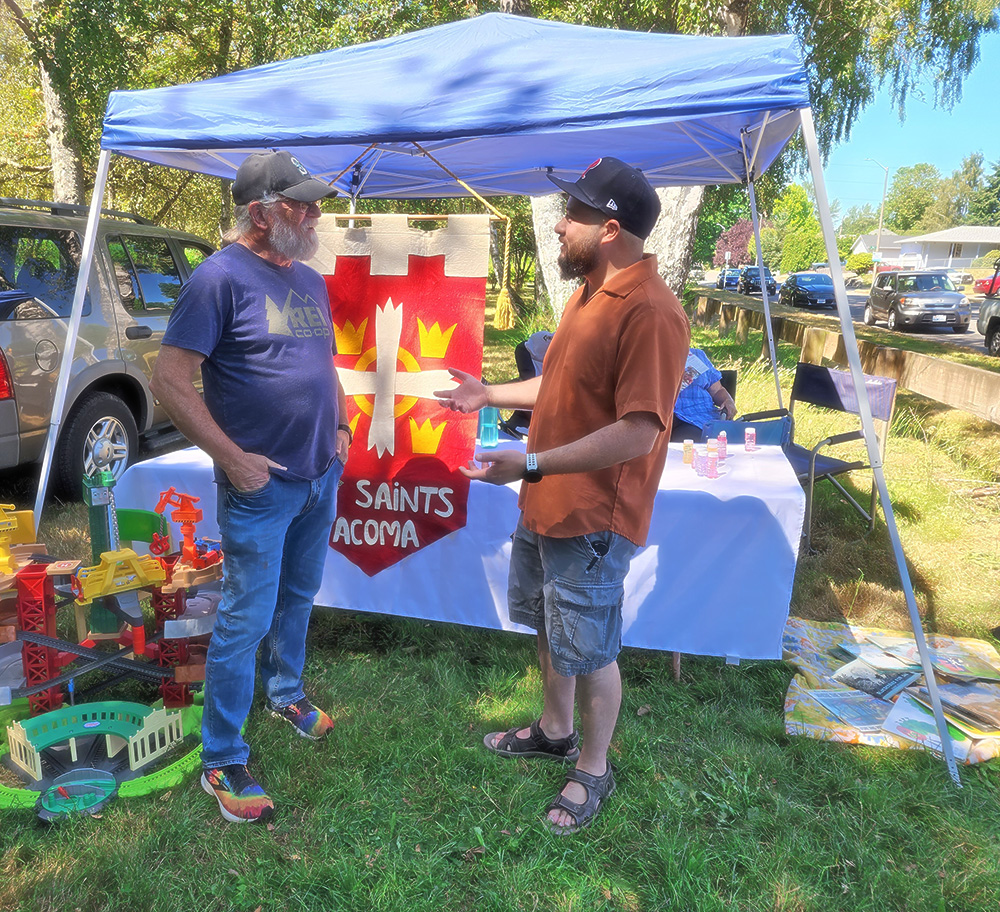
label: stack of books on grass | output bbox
[805,634,1000,756]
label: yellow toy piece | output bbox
[73,549,167,605]
[0,504,31,578]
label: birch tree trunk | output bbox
[38,60,84,204]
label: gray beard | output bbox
[267,216,319,263]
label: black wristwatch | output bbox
[522,451,543,484]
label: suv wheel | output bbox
[863,303,876,326]
[987,324,1000,357]
[887,308,900,332]
[55,391,138,496]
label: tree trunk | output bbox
[499,0,533,13]
[38,60,84,204]
[530,193,578,318]
[646,185,706,297]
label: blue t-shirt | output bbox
[163,243,339,482]
[674,348,723,432]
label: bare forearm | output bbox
[485,375,542,410]
[536,413,660,475]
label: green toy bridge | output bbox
[16,701,151,751]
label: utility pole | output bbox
[866,157,890,263]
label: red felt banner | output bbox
[325,254,485,576]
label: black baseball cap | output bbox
[232,151,338,205]
[548,157,660,239]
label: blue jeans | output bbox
[201,458,342,769]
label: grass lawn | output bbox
[2,297,1000,912]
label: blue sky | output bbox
[819,31,999,223]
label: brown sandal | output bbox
[545,762,617,835]
[483,719,580,761]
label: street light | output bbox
[866,157,890,263]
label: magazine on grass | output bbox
[907,682,1000,737]
[808,689,893,733]
[829,641,920,671]
[865,634,1000,682]
[881,692,974,761]
[831,658,920,700]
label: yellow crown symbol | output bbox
[417,318,456,359]
[409,417,446,455]
[334,317,368,356]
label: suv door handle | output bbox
[125,325,152,340]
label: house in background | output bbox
[896,226,1000,269]
[850,230,906,265]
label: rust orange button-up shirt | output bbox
[519,255,690,546]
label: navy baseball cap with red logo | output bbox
[548,157,660,239]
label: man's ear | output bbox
[248,201,270,230]
[600,218,622,244]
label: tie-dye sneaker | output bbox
[201,764,274,824]
[268,697,334,741]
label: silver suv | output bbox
[863,269,971,333]
[0,199,214,495]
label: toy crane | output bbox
[153,488,223,592]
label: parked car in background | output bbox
[737,265,777,296]
[946,268,974,287]
[0,198,214,495]
[977,295,1000,356]
[863,269,970,333]
[974,274,1000,296]
[715,267,740,290]
[778,272,836,309]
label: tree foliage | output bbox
[845,251,874,274]
[839,203,879,239]
[883,163,942,232]
[970,160,1000,227]
[714,219,753,267]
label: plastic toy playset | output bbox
[0,470,222,821]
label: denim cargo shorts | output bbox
[507,519,638,677]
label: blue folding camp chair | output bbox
[733,362,897,552]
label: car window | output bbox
[182,244,213,272]
[914,274,955,291]
[799,275,833,287]
[0,225,91,321]
[875,274,891,290]
[106,234,184,313]
[899,276,918,293]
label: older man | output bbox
[151,152,349,824]
[437,158,689,834]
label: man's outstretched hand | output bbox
[434,368,488,413]
[458,448,527,485]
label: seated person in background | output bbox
[670,348,736,441]
[506,330,554,435]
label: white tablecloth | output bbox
[115,442,804,659]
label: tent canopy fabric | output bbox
[101,13,809,197]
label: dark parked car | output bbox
[778,272,836,309]
[737,265,777,296]
[977,295,1000,356]
[715,267,740,290]
[0,198,214,494]
[863,269,970,333]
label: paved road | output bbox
[703,283,991,354]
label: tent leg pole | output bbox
[800,107,961,787]
[747,180,783,410]
[34,149,114,524]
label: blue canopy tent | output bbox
[37,13,960,782]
